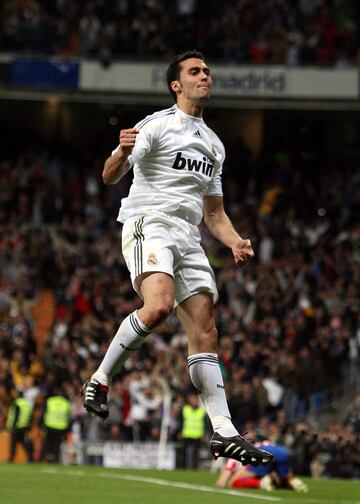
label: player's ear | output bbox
[171,80,181,94]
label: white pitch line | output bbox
[42,468,85,476]
[98,472,282,501]
[40,468,281,502]
[34,468,360,504]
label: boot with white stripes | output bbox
[82,380,109,420]
[210,432,274,466]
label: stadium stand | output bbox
[0,0,359,66]
[0,141,359,474]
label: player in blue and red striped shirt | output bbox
[215,440,308,492]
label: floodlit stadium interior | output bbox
[0,1,359,493]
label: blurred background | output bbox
[0,0,359,477]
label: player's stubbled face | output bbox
[178,58,212,101]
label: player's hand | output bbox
[119,128,139,155]
[232,238,254,266]
[289,477,308,493]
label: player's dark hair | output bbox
[166,50,205,102]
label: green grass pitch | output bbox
[0,463,359,504]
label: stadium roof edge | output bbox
[0,88,360,111]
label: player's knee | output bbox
[156,302,173,322]
[143,300,173,327]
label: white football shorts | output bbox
[121,211,218,307]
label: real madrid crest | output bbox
[147,253,158,266]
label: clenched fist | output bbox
[232,238,254,266]
[119,128,139,155]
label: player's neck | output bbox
[177,99,204,118]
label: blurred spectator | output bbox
[39,388,71,463]
[129,370,163,441]
[342,392,360,434]
[178,392,206,469]
[0,139,359,476]
[0,0,359,65]
[6,389,33,462]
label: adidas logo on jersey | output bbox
[172,152,214,178]
[192,130,202,138]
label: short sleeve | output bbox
[205,140,225,197]
[110,121,157,167]
[205,164,223,197]
[127,126,155,167]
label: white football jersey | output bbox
[112,104,225,226]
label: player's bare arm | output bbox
[102,128,138,185]
[203,195,255,266]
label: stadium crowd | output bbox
[0,138,359,475]
[0,0,359,66]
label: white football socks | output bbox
[91,311,151,386]
[188,352,238,438]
